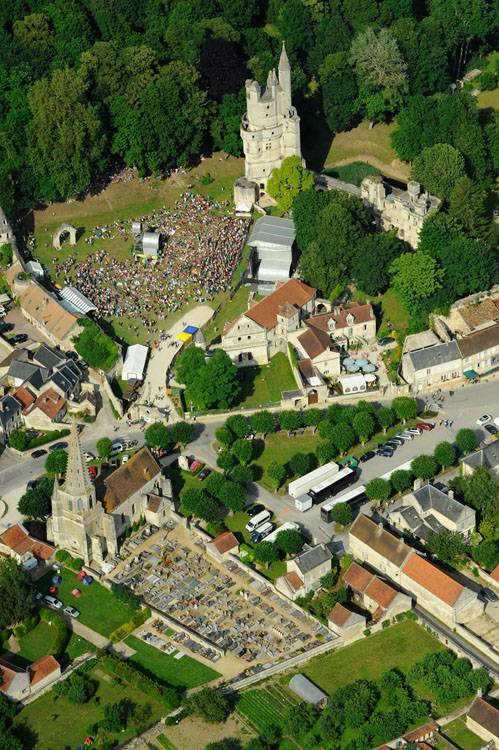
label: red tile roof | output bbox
[12,387,36,413]
[285,571,304,591]
[364,576,398,609]
[343,561,374,593]
[329,602,353,627]
[212,531,239,554]
[307,302,375,333]
[0,523,54,561]
[33,388,65,419]
[0,657,24,693]
[490,564,499,583]
[29,655,60,686]
[404,721,438,742]
[402,552,464,606]
[244,279,316,331]
[297,327,336,360]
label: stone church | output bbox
[238,43,302,200]
[47,422,173,567]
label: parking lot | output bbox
[109,522,331,679]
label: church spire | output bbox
[279,42,290,72]
[63,421,91,496]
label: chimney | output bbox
[448,489,454,499]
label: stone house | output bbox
[360,176,440,248]
[466,696,499,745]
[304,302,377,350]
[0,655,60,700]
[222,278,316,366]
[457,322,499,378]
[276,544,331,600]
[328,602,366,640]
[19,282,81,349]
[0,523,54,568]
[401,340,463,391]
[240,44,302,195]
[388,483,476,542]
[25,388,67,430]
[348,514,483,625]
[461,441,499,478]
[433,290,499,339]
[0,394,22,444]
[343,561,412,622]
[295,326,341,380]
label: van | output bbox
[245,510,271,533]
[109,443,124,457]
[250,522,274,544]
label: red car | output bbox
[416,422,434,431]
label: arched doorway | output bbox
[53,223,78,251]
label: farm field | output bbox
[125,634,220,689]
[37,569,137,637]
[237,685,299,733]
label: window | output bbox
[247,335,251,340]
[121,513,125,524]
[77,499,83,511]
[68,500,73,512]
[132,504,135,515]
[238,337,241,341]
[88,496,92,509]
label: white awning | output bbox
[122,344,149,382]
[60,286,97,314]
[339,373,367,393]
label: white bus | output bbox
[320,484,367,523]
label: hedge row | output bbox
[55,549,84,571]
[101,654,181,709]
[109,607,151,644]
[27,428,70,450]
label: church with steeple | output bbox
[240,43,303,195]
[46,422,173,568]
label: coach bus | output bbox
[320,483,367,523]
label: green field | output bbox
[125,635,220,689]
[237,685,298,733]
[442,718,484,750]
[252,431,321,490]
[301,621,443,694]
[204,285,250,344]
[237,353,297,408]
[323,161,381,186]
[14,660,165,750]
[37,570,137,637]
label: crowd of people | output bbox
[53,193,248,333]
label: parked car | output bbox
[63,606,80,618]
[83,452,95,462]
[484,424,498,435]
[109,442,125,456]
[49,441,68,452]
[247,504,265,517]
[31,449,47,458]
[378,337,395,346]
[197,467,211,481]
[406,427,423,436]
[43,595,63,609]
[377,447,394,457]
[396,433,413,441]
[10,333,28,344]
[416,422,435,431]
[480,588,497,602]
[121,454,129,464]
[389,437,404,446]
[250,521,274,544]
[385,441,399,450]
[360,451,375,462]
[476,414,492,426]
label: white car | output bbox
[64,606,80,618]
[476,414,492,426]
[43,595,63,609]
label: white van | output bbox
[109,442,125,457]
[245,510,271,533]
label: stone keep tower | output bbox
[47,422,110,565]
[241,44,302,193]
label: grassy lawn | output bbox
[324,120,410,182]
[65,632,96,660]
[442,718,484,750]
[14,660,165,750]
[300,621,442,695]
[17,621,55,662]
[37,570,138,637]
[477,86,499,109]
[252,431,321,490]
[125,635,220,689]
[237,353,297,408]
[204,284,250,344]
[323,161,381,186]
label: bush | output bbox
[55,550,70,563]
[381,619,390,629]
[54,672,96,704]
[109,608,151,644]
[27,429,70,450]
[111,582,141,610]
[8,429,28,451]
[13,613,39,638]
[102,655,180,709]
[478,71,496,90]
[66,555,85,571]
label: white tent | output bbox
[339,372,367,394]
[122,344,149,382]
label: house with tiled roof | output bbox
[276,544,332,600]
[348,514,483,626]
[0,523,54,568]
[305,302,376,349]
[295,326,340,380]
[461,441,499,478]
[25,388,66,430]
[343,561,411,622]
[328,602,366,640]
[19,281,81,349]
[207,531,239,561]
[0,655,60,699]
[466,696,499,745]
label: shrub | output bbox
[65,555,85,571]
[27,429,70,450]
[109,607,151,644]
[381,619,390,629]
[55,550,70,563]
[478,71,496,90]
[101,655,180,709]
[111,582,141,610]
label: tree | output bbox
[253,541,279,568]
[461,467,499,525]
[199,38,247,101]
[211,90,245,156]
[188,688,230,723]
[320,52,359,133]
[449,176,491,240]
[96,437,113,459]
[353,231,405,296]
[389,252,444,305]
[318,419,336,441]
[266,462,286,490]
[283,701,318,738]
[187,351,241,411]
[434,441,456,468]
[180,487,205,518]
[27,67,106,200]
[216,451,236,473]
[365,478,391,503]
[352,412,375,445]
[176,346,206,387]
[331,502,353,526]
[226,415,250,439]
[316,440,336,465]
[456,428,477,454]
[144,422,171,450]
[332,423,355,455]
[103,699,129,731]
[218,480,246,513]
[205,472,226,499]
[18,477,54,519]
[73,319,119,371]
[267,156,315,213]
[54,672,95,704]
[391,397,417,423]
[377,406,395,433]
[411,454,438,480]
[390,469,413,494]
[0,244,12,267]
[231,464,252,486]
[207,740,242,750]
[278,0,313,65]
[45,449,68,477]
[278,411,302,435]
[0,558,36,628]
[411,143,466,200]
[472,539,499,572]
[196,494,220,524]
[216,427,234,449]
[172,421,193,446]
[292,188,332,253]
[231,439,253,466]
[303,408,322,431]
[276,529,304,556]
[427,530,467,567]
[251,411,275,437]
[289,452,310,476]
[8,429,27,451]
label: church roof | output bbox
[62,421,92,496]
[104,447,160,512]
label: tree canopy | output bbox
[0,557,36,628]
[267,156,315,213]
[73,319,119,371]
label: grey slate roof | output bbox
[25,366,50,391]
[396,506,421,531]
[0,394,21,429]
[8,360,39,381]
[249,215,295,248]
[462,442,499,473]
[294,544,331,575]
[34,345,65,369]
[413,484,468,523]
[289,674,328,706]
[408,340,462,371]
